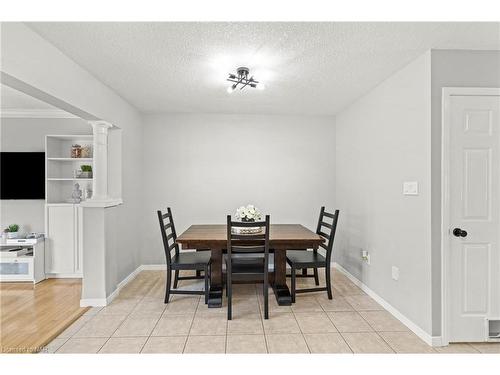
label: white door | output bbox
[447,91,500,342]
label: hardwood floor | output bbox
[0,279,88,353]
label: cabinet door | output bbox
[46,205,75,274]
[75,205,83,274]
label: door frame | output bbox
[441,87,500,345]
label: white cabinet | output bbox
[0,239,46,283]
[45,204,82,277]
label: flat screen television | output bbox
[0,152,45,199]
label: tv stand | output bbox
[0,238,45,283]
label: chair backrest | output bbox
[315,207,340,263]
[226,215,270,267]
[157,207,180,267]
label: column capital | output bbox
[88,120,113,132]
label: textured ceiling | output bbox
[1,84,55,109]
[27,22,500,115]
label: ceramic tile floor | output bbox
[42,269,500,354]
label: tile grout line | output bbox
[182,293,201,353]
[320,276,355,353]
[355,309,422,353]
[327,289,396,353]
[289,303,311,353]
[73,274,155,353]
[256,284,270,353]
[138,276,165,353]
[323,281,362,354]
[352,310,396,353]
[97,277,152,353]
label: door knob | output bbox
[453,228,468,237]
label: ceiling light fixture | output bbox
[226,67,262,93]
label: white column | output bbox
[88,121,113,202]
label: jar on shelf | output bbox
[81,145,92,158]
[71,144,82,158]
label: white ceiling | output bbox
[27,22,500,116]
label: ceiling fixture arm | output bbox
[226,67,262,92]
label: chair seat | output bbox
[286,250,327,268]
[171,251,211,270]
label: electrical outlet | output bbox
[392,266,399,281]
[361,250,370,265]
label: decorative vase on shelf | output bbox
[81,145,92,158]
[71,144,82,158]
[7,231,18,239]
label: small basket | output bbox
[232,227,263,235]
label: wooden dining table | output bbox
[176,224,324,307]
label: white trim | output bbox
[46,273,83,279]
[79,198,123,208]
[440,87,500,346]
[1,108,78,118]
[80,298,108,307]
[116,265,143,290]
[140,264,167,270]
[79,264,142,307]
[333,262,443,347]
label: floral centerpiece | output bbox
[235,204,262,222]
[234,204,263,234]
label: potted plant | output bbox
[6,224,19,239]
[80,165,93,178]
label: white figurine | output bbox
[72,183,83,203]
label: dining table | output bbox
[176,224,324,308]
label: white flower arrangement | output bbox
[235,204,262,222]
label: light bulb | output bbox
[258,83,266,90]
[227,86,234,94]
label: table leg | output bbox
[208,248,223,308]
[272,249,292,306]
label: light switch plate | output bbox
[392,266,399,281]
[403,181,419,195]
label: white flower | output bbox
[235,204,262,221]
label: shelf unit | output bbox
[44,135,92,278]
[45,135,94,204]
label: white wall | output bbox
[335,52,433,335]
[430,49,500,336]
[0,117,91,233]
[141,113,336,264]
[1,23,143,298]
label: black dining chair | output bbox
[226,215,270,320]
[286,207,339,302]
[157,207,211,304]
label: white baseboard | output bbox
[140,264,167,270]
[333,262,443,347]
[80,298,108,307]
[47,273,83,278]
[79,264,143,307]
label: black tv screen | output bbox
[0,152,45,199]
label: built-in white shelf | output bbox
[47,158,93,162]
[45,134,94,205]
[46,134,93,141]
[47,178,93,181]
